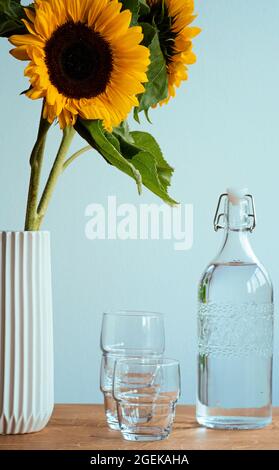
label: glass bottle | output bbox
[197,188,273,429]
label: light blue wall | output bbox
[0,0,279,404]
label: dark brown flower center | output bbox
[45,21,113,99]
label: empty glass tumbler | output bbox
[101,310,165,355]
[113,357,181,441]
[100,311,165,430]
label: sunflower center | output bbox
[45,21,113,99]
[141,1,177,64]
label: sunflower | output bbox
[9,0,150,130]
[143,0,200,104]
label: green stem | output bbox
[36,126,75,230]
[63,145,92,171]
[24,109,52,231]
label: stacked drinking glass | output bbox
[100,311,181,441]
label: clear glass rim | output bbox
[116,399,176,407]
[103,310,164,318]
[102,351,163,358]
[115,357,180,368]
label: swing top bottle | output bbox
[197,188,273,429]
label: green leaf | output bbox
[144,108,152,124]
[112,120,135,144]
[138,0,150,16]
[136,23,168,113]
[75,119,142,195]
[103,129,121,153]
[76,119,177,205]
[130,131,174,192]
[130,150,177,205]
[112,122,178,205]
[133,107,140,124]
[0,0,28,37]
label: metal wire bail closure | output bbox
[213,193,257,232]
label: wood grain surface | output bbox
[0,405,278,450]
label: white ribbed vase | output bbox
[0,231,54,434]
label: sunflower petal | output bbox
[10,46,29,61]
[9,33,44,48]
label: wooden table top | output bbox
[0,405,278,450]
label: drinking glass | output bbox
[113,357,181,441]
[101,310,165,355]
[100,311,165,430]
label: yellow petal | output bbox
[9,46,29,61]
[24,7,36,23]
[9,33,44,48]
[185,26,202,38]
[21,19,37,35]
